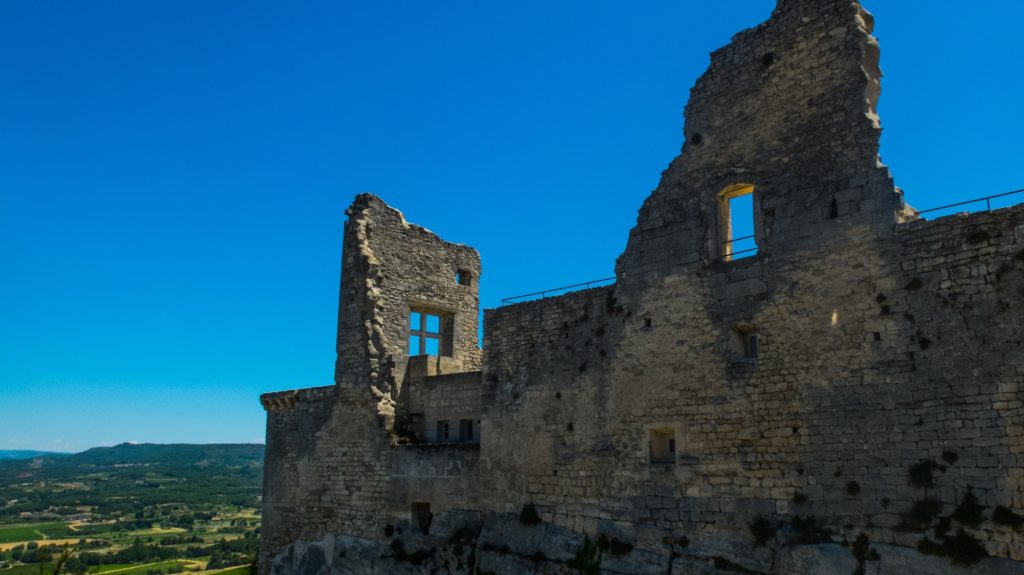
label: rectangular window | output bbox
[408,413,425,443]
[408,307,453,357]
[746,333,759,358]
[649,428,676,464]
[731,326,759,360]
[719,184,758,261]
[459,419,474,442]
[456,269,472,286]
[436,420,450,443]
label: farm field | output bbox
[0,524,71,544]
[0,444,262,575]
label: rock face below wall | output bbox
[267,513,1024,575]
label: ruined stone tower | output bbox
[260,1,1024,573]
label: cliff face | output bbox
[260,1,1024,573]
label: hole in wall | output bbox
[690,132,703,146]
[761,52,775,67]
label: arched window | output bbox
[717,183,758,261]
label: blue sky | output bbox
[1,1,1022,452]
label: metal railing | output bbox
[500,276,616,306]
[913,187,1024,216]
[723,233,757,258]
[499,187,1023,306]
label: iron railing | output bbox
[500,276,616,306]
[913,187,1024,215]
[723,233,757,258]
[499,187,1023,306]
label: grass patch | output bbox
[206,566,251,575]
[90,564,136,573]
[2,564,57,575]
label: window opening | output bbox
[649,428,676,464]
[459,419,474,442]
[436,420,450,443]
[411,502,431,534]
[719,184,758,260]
[731,325,759,360]
[409,413,425,443]
[409,307,453,357]
[746,332,759,358]
[456,269,472,286]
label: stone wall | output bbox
[406,371,483,444]
[260,0,1024,573]
[479,205,1024,571]
[334,194,482,403]
[260,194,486,572]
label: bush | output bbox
[749,517,775,547]
[519,504,541,526]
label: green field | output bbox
[0,523,71,544]
[0,445,260,575]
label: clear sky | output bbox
[1,1,1022,453]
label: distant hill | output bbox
[0,442,265,521]
[0,450,70,460]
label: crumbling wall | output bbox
[617,0,905,283]
[260,195,484,574]
[335,194,482,407]
[260,0,1024,573]
[474,0,1024,570]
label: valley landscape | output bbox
[0,444,262,575]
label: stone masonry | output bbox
[260,1,1024,573]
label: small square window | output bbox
[649,428,676,464]
[731,325,759,360]
[456,269,472,286]
[745,333,759,358]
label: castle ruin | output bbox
[259,1,1024,573]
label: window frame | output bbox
[648,427,677,464]
[436,420,450,443]
[408,307,453,357]
[717,183,759,261]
